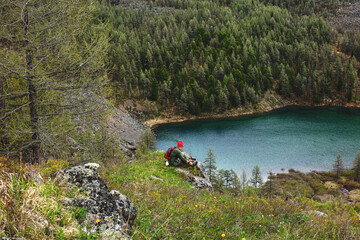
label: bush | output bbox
[41,158,69,179]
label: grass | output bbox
[0,157,97,239]
[1,152,360,239]
[102,151,360,240]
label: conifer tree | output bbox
[140,129,157,152]
[353,151,360,182]
[230,170,242,195]
[0,0,108,162]
[203,147,217,183]
[333,153,344,179]
[263,171,276,198]
[250,165,263,188]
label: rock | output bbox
[0,238,27,240]
[106,106,145,157]
[175,166,213,191]
[150,175,165,182]
[308,210,328,218]
[53,163,137,239]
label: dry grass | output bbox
[0,157,83,239]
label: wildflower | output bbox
[236,202,239,204]
[221,233,225,238]
[242,238,246,240]
[214,196,217,199]
[195,205,198,208]
[96,219,100,223]
[262,215,264,218]
[259,225,262,227]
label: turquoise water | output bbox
[155,107,360,179]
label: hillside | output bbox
[94,0,359,118]
[79,151,360,239]
[1,0,360,239]
[2,152,360,239]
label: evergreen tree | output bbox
[203,147,217,183]
[263,171,276,198]
[230,170,242,195]
[279,66,290,98]
[353,151,360,182]
[150,78,159,101]
[333,153,344,179]
[250,165,263,188]
[0,0,108,162]
[140,129,157,152]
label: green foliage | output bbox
[41,159,70,179]
[140,128,157,152]
[250,165,263,188]
[354,151,360,182]
[101,151,360,239]
[333,153,344,178]
[73,208,87,222]
[92,0,359,116]
[0,158,92,239]
[203,147,217,183]
[0,0,109,163]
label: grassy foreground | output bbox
[0,157,97,239]
[1,152,360,239]
[102,151,360,240]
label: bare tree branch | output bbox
[0,101,30,121]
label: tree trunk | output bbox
[0,75,9,154]
[25,6,41,163]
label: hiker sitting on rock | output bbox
[165,141,197,167]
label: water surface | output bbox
[155,107,360,179]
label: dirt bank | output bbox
[144,93,360,128]
[144,92,291,127]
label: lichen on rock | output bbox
[53,163,137,239]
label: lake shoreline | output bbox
[145,93,360,128]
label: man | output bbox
[168,141,196,167]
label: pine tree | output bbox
[333,153,344,179]
[150,78,159,101]
[250,165,263,188]
[140,129,157,152]
[353,151,360,182]
[230,170,242,195]
[203,147,217,183]
[264,171,276,198]
[0,0,107,162]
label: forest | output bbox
[1,0,360,162]
[94,0,359,116]
[1,0,360,239]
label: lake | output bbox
[155,107,360,179]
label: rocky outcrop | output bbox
[176,162,213,191]
[106,106,145,157]
[328,2,360,31]
[53,163,137,240]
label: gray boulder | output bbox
[53,163,136,239]
[175,163,213,191]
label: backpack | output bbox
[164,146,176,159]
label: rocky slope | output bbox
[328,1,360,31]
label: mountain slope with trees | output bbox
[94,0,359,117]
